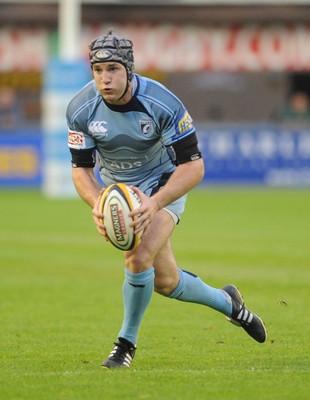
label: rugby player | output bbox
[66,29,267,369]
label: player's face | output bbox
[92,62,131,105]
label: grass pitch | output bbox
[0,188,309,399]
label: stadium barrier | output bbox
[0,131,42,187]
[197,124,310,186]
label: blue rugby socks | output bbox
[118,267,155,345]
[168,269,232,316]
[117,267,232,346]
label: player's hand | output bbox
[92,188,109,241]
[128,186,160,234]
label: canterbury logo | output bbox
[89,121,108,134]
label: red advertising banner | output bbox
[116,24,310,72]
[1,24,310,72]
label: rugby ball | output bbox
[99,183,142,251]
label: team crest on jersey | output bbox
[68,130,86,149]
[89,121,108,136]
[139,120,154,136]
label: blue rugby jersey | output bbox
[66,74,195,191]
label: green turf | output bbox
[1,188,309,399]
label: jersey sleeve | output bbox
[157,97,201,165]
[150,80,202,165]
[66,108,96,151]
[66,94,96,167]
[153,86,195,146]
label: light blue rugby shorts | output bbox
[142,178,188,225]
[163,195,187,224]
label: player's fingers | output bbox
[95,222,109,240]
[130,185,144,199]
[132,212,152,233]
[134,223,146,234]
[93,209,104,219]
[92,209,108,237]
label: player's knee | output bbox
[154,275,178,296]
[125,251,153,273]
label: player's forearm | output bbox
[153,158,205,210]
[72,167,102,208]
